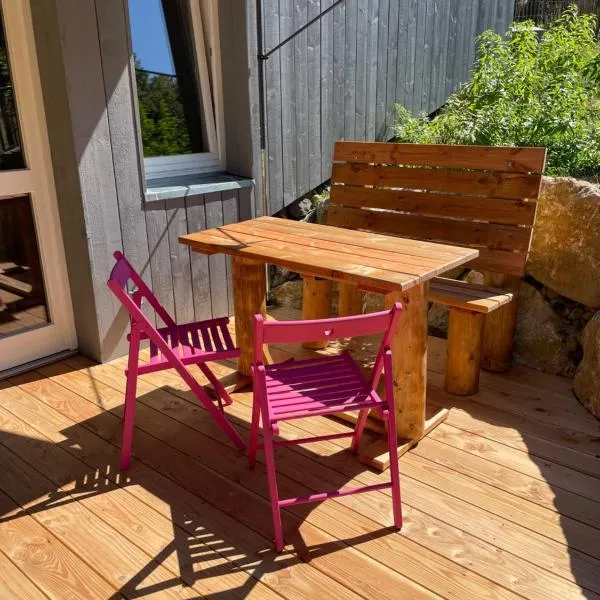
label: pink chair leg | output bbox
[176,365,246,451]
[120,329,140,471]
[198,362,234,409]
[350,409,370,453]
[262,414,284,551]
[384,352,403,529]
[248,396,261,469]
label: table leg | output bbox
[359,282,449,471]
[302,276,333,349]
[206,256,271,395]
[338,282,363,317]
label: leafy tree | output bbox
[134,56,192,157]
[394,5,600,177]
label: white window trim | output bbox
[135,0,226,183]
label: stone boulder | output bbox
[271,280,303,310]
[527,177,600,308]
[573,312,600,419]
[513,279,586,377]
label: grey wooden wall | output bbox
[260,0,516,213]
[32,0,255,362]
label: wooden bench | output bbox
[302,141,546,395]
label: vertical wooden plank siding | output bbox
[354,0,368,140]
[222,190,240,316]
[320,0,335,180]
[394,0,409,118]
[279,0,297,208]
[185,194,212,322]
[144,200,176,320]
[403,0,418,114]
[385,0,399,134]
[365,0,378,141]
[308,0,322,190]
[263,0,284,214]
[332,1,346,143]
[294,1,310,198]
[204,192,229,318]
[343,0,358,139]
[166,197,194,324]
[374,0,389,137]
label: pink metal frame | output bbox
[248,304,404,551]
[107,251,245,470]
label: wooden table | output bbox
[180,216,478,470]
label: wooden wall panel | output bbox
[260,0,516,212]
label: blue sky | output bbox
[129,0,174,75]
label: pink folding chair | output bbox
[248,304,404,551]
[107,251,246,470]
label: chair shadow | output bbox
[0,363,397,600]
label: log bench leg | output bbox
[338,282,363,317]
[445,308,485,396]
[302,276,333,349]
[481,273,520,373]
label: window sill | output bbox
[145,173,255,202]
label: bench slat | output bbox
[332,163,543,200]
[328,204,532,252]
[334,141,547,173]
[330,186,537,227]
[429,277,514,314]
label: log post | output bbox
[384,283,428,439]
[231,256,270,376]
[338,282,363,316]
[445,308,485,395]
[302,276,333,349]
[481,273,521,373]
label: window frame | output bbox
[128,0,226,184]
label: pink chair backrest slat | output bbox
[253,303,403,387]
[107,251,175,328]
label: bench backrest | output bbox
[328,142,547,277]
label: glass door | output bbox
[0,0,75,372]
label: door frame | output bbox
[0,0,76,372]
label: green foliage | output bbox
[394,5,600,177]
[134,57,191,157]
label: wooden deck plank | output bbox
[429,423,600,502]
[0,492,118,600]
[0,550,49,600]
[68,355,597,600]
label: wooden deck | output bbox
[1,306,599,600]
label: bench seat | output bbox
[429,277,514,314]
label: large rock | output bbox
[271,280,303,310]
[573,312,600,419]
[527,177,600,308]
[514,280,584,377]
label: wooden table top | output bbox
[179,216,479,292]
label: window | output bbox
[127,0,224,182]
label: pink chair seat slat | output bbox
[248,303,404,551]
